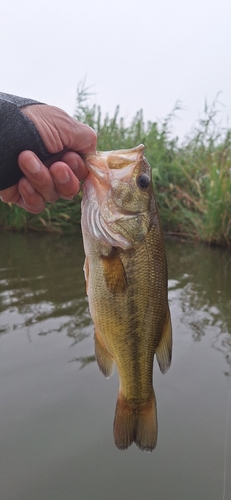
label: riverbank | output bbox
[1,88,231,246]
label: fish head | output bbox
[82,145,158,250]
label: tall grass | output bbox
[0,83,231,246]
[159,102,231,245]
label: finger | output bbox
[66,120,97,154]
[0,185,20,204]
[49,162,81,199]
[18,151,59,202]
[60,151,88,180]
[18,178,46,213]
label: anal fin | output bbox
[156,305,172,374]
[94,330,114,378]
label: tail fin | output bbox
[113,389,157,452]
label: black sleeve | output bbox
[0,93,54,190]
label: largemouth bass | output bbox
[81,144,172,452]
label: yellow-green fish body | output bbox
[81,145,172,451]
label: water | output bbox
[0,232,230,500]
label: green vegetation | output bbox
[0,197,82,234]
[1,83,231,246]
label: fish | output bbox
[81,144,172,452]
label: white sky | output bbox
[1,0,231,139]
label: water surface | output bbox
[0,233,230,500]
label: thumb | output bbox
[65,117,97,154]
[22,105,97,155]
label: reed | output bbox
[0,84,230,246]
[158,102,231,245]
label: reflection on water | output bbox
[1,234,230,368]
[166,239,231,373]
[0,232,230,500]
[0,231,91,342]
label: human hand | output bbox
[0,104,97,214]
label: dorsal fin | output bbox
[155,306,172,374]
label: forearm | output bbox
[0,93,52,189]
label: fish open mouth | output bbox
[82,144,145,185]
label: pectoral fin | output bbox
[94,330,114,378]
[101,249,127,294]
[155,305,172,374]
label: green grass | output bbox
[0,197,82,233]
[157,104,231,246]
[1,83,231,246]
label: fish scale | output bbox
[81,144,172,451]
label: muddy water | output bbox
[0,232,230,500]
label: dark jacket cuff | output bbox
[0,95,52,189]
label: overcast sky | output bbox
[1,0,231,139]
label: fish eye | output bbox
[137,173,150,189]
